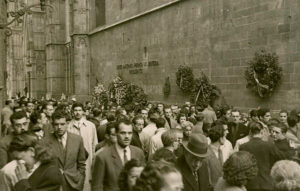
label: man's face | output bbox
[183,126,192,138]
[141,109,148,119]
[108,128,117,144]
[161,172,184,191]
[223,124,229,137]
[171,106,178,115]
[117,123,133,148]
[225,110,231,119]
[231,111,240,123]
[279,112,288,123]
[185,151,205,171]
[176,132,184,145]
[53,118,68,137]
[13,149,35,171]
[158,104,164,112]
[271,126,285,141]
[179,116,186,124]
[40,113,48,125]
[26,103,34,113]
[73,106,84,120]
[134,119,144,133]
[164,108,172,118]
[44,105,54,118]
[263,112,271,123]
[128,167,144,190]
[13,117,29,134]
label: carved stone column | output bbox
[45,0,67,98]
[70,0,90,101]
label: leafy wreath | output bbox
[245,50,282,98]
[92,83,109,107]
[108,76,147,106]
[191,72,222,110]
[176,65,194,93]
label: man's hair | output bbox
[5,100,13,105]
[248,121,263,135]
[249,109,258,118]
[208,125,225,143]
[72,102,85,111]
[51,110,66,122]
[195,112,204,122]
[257,108,270,118]
[115,119,132,132]
[161,129,181,147]
[132,115,144,125]
[92,108,102,117]
[279,110,288,115]
[41,102,53,111]
[231,109,240,114]
[164,107,171,112]
[30,111,43,124]
[155,118,166,128]
[105,122,116,135]
[287,115,298,127]
[272,122,288,134]
[10,111,27,124]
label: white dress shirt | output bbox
[115,144,131,165]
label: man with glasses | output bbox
[0,111,29,168]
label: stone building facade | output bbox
[3,0,300,109]
[0,0,7,110]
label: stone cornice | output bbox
[88,0,185,36]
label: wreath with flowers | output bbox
[245,50,282,98]
[176,65,194,93]
[92,83,109,107]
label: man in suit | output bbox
[130,115,144,149]
[92,119,145,191]
[164,107,178,129]
[240,121,286,191]
[206,125,224,187]
[46,110,86,191]
[227,109,249,147]
[68,102,98,191]
[0,111,29,169]
[176,133,211,191]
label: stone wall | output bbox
[89,0,300,110]
[0,0,7,109]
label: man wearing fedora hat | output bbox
[176,133,212,191]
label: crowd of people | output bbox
[0,97,300,191]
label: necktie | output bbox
[193,170,199,184]
[124,149,128,165]
[218,147,223,165]
[58,138,64,150]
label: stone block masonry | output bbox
[89,0,300,110]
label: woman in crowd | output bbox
[133,161,183,191]
[214,151,258,191]
[10,133,63,191]
[176,113,187,129]
[181,121,193,144]
[118,159,145,191]
[270,160,300,191]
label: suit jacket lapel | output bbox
[179,157,198,191]
[111,146,123,170]
[64,133,72,164]
[50,133,65,165]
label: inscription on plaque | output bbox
[116,61,159,74]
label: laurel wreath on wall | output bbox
[108,76,148,106]
[191,72,222,110]
[176,65,194,93]
[244,50,282,98]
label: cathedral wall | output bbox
[90,0,300,110]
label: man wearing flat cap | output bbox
[176,133,212,191]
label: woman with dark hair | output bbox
[5,133,63,191]
[176,113,187,129]
[214,151,258,191]
[118,159,145,191]
[133,161,183,191]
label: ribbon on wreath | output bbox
[253,71,269,97]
